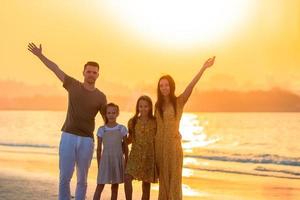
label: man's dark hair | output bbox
[84,61,99,71]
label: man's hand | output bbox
[28,43,42,57]
[27,42,65,82]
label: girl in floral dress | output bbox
[125,95,157,200]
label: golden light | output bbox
[103,0,254,47]
[179,114,220,149]
[152,183,208,197]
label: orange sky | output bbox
[1,0,300,97]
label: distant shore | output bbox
[1,88,300,112]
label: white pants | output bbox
[59,132,94,200]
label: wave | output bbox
[185,153,300,167]
[184,166,300,180]
[255,166,300,176]
[0,142,56,149]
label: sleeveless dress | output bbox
[155,97,184,200]
[125,118,158,183]
[97,124,127,184]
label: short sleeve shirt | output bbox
[61,75,107,138]
[97,124,128,138]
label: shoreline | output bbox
[1,146,300,200]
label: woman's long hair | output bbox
[155,75,177,119]
[129,95,155,140]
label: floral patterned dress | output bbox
[125,118,158,183]
[155,97,184,200]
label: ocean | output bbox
[0,111,299,197]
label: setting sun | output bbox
[103,0,254,46]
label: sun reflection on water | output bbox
[180,114,220,150]
[151,183,208,197]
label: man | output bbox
[28,43,107,200]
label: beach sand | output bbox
[1,146,300,200]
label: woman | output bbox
[155,56,215,200]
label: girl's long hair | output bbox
[155,75,177,119]
[129,95,155,139]
[104,103,119,124]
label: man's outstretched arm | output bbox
[28,42,66,82]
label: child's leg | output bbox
[124,174,133,200]
[142,182,151,200]
[93,184,105,200]
[111,183,119,200]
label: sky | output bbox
[1,0,300,98]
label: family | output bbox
[28,42,215,200]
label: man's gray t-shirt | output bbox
[61,75,107,138]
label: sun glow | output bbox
[103,0,254,47]
[180,114,220,149]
